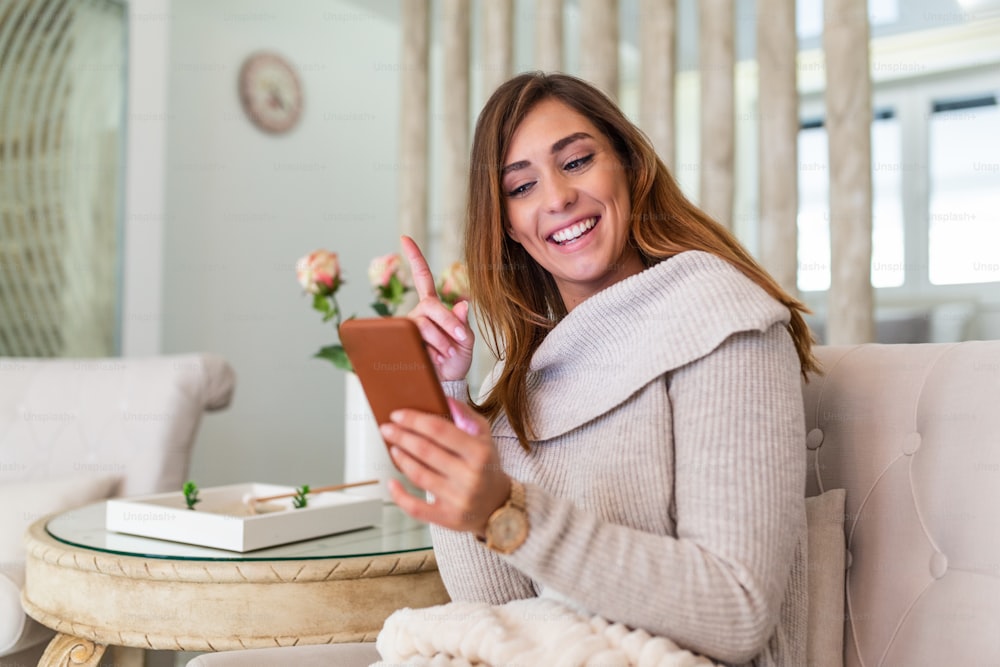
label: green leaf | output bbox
[312,293,331,314]
[388,274,406,301]
[182,481,200,509]
[315,345,353,372]
[314,294,341,323]
[293,484,310,509]
[371,301,391,317]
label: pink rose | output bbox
[438,261,470,307]
[296,250,341,295]
[367,253,405,289]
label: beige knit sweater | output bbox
[434,250,808,667]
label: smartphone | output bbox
[339,318,451,435]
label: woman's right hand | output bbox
[401,235,474,382]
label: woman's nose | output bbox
[543,173,577,213]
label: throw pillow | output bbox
[805,488,847,667]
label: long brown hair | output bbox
[466,72,818,449]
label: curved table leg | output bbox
[39,633,107,667]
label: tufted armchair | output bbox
[803,341,1000,665]
[0,354,236,662]
[188,341,999,667]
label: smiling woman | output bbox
[189,71,823,667]
[375,72,821,667]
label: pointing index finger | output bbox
[401,235,438,300]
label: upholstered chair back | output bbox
[804,342,1000,665]
[0,354,235,495]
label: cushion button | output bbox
[806,428,825,450]
[902,432,921,456]
[931,552,948,579]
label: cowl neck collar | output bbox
[491,251,790,442]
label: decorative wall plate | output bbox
[238,51,303,134]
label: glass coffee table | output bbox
[22,501,449,667]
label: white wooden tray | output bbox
[105,483,382,552]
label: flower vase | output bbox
[343,372,417,502]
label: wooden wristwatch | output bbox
[482,479,529,554]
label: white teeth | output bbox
[551,217,597,244]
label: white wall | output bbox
[122,0,170,357]
[161,0,402,487]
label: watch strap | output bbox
[507,478,526,511]
[480,479,529,554]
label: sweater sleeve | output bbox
[499,324,807,664]
[440,379,469,402]
[431,379,539,602]
[430,525,538,603]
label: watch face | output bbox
[489,506,528,553]
[238,51,303,134]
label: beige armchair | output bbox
[0,354,236,662]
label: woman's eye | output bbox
[565,154,594,171]
[507,181,535,198]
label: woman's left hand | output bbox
[383,398,511,536]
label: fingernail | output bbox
[454,327,467,341]
[380,423,394,438]
[455,414,475,435]
[389,410,404,423]
[448,347,456,357]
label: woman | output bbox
[190,72,816,667]
[385,72,818,666]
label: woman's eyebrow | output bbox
[551,131,592,153]
[501,132,594,175]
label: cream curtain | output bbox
[481,0,514,100]
[698,0,735,228]
[440,0,470,267]
[639,0,677,170]
[399,0,431,252]
[580,0,619,100]
[401,1,875,345]
[757,0,800,296]
[824,0,875,344]
[535,0,564,72]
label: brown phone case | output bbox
[339,318,451,438]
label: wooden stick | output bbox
[249,479,379,504]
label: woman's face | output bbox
[501,98,645,310]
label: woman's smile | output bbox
[549,216,599,245]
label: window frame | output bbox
[796,61,1000,314]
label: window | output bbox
[796,0,900,40]
[928,95,1000,285]
[796,112,905,291]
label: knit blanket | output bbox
[371,597,721,667]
